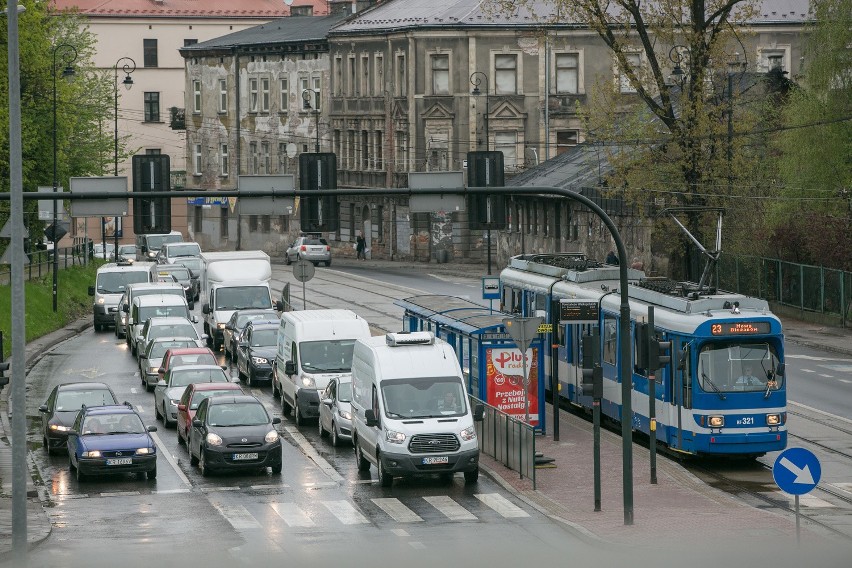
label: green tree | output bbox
[0,1,115,256]
[772,0,851,269]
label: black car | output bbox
[176,258,203,302]
[154,265,196,308]
[39,382,118,454]
[188,394,282,476]
[236,321,278,387]
[223,309,279,361]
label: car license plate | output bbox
[422,456,449,465]
[232,453,258,461]
[106,458,132,466]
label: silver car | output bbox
[317,377,353,446]
[139,337,199,392]
[285,236,331,267]
[154,364,232,427]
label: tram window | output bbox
[633,324,648,377]
[602,315,617,365]
[501,285,515,312]
[697,343,781,394]
[556,323,565,347]
[535,294,546,313]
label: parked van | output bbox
[89,261,156,332]
[128,294,195,357]
[350,331,483,487]
[121,282,186,343]
[135,231,182,261]
[273,309,371,426]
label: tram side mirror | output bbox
[775,363,785,377]
[677,350,687,371]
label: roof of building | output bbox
[52,0,291,18]
[330,0,811,34]
[180,14,347,54]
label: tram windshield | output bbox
[697,342,783,394]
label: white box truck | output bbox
[350,331,484,487]
[199,251,280,349]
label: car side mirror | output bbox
[239,341,248,348]
[192,419,202,427]
[272,417,281,425]
[225,325,233,331]
[285,361,296,375]
[473,404,485,422]
[156,380,166,387]
[38,404,48,413]
[177,404,186,411]
[322,398,333,407]
[122,304,129,313]
[140,354,147,361]
[202,304,210,315]
[67,429,78,437]
[275,300,284,312]
[88,286,95,296]
[146,425,158,433]
[191,316,199,324]
[365,409,378,427]
[221,365,228,371]
[776,363,786,377]
[158,368,165,376]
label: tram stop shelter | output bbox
[395,295,546,432]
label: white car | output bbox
[154,365,231,427]
[92,243,115,260]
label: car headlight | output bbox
[135,447,154,455]
[251,356,269,365]
[149,366,159,374]
[265,430,279,443]
[148,252,156,258]
[385,430,406,444]
[460,426,477,441]
[766,413,781,426]
[120,316,126,325]
[49,424,71,432]
[206,433,223,446]
[300,375,316,388]
[97,297,105,304]
[82,450,102,458]
[338,409,351,420]
[169,399,179,407]
[217,323,226,330]
[708,415,724,428]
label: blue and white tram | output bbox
[500,253,787,458]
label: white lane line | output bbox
[100,491,140,497]
[475,493,530,518]
[154,488,191,495]
[371,498,423,522]
[149,431,191,487]
[321,500,369,525]
[251,484,290,490]
[136,405,145,413]
[130,388,138,394]
[391,528,409,537]
[209,497,262,530]
[423,496,477,521]
[800,369,816,373]
[839,379,851,384]
[409,542,427,550]
[789,494,836,508]
[201,486,241,492]
[53,494,88,500]
[351,479,378,485]
[270,502,315,527]
[303,481,337,488]
[818,374,834,378]
[283,426,344,482]
[831,483,852,494]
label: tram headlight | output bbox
[766,413,781,426]
[708,415,724,428]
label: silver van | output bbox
[121,282,185,344]
[128,294,195,357]
[89,262,156,332]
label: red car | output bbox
[158,347,219,382]
[176,381,243,445]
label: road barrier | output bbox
[0,242,91,286]
[470,395,536,489]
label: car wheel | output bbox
[331,422,341,447]
[271,463,282,475]
[464,468,479,484]
[377,453,393,487]
[285,254,292,266]
[43,437,51,455]
[325,260,332,267]
[318,416,326,438]
[68,455,75,471]
[162,404,172,428]
[294,401,304,427]
[155,402,162,422]
[145,381,154,394]
[76,463,86,482]
[189,444,199,466]
[94,323,101,332]
[246,369,254,388]
[199,451,211,477]
[147,467,157,480]
[355,438,370,472]
[281,396,292,416]
[272,380,280,399]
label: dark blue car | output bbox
[67,404,158,482]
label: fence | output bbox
[717,255,852,328]
[0,242,91,286]
[470,395,536,489]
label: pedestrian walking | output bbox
[356,232,367,260]
[605,250,618,265]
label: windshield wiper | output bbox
[701,372,727,400]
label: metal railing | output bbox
[0,242,91,286]
[470,395,536,489]
[717,255,852,328]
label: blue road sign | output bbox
[773,447,821,496]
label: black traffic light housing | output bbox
[581,331,603,399]
[0,361,9,389]
[299,153,339,233]
[648,335,672,372]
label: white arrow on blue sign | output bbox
[773,447,821,496]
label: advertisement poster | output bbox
[485,347,539,425]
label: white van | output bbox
[89,261,156,332]
[350,331,483,487]
[273,309,371,426]
[121,282,186,343]
[128,294,196,357]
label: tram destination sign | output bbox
[710,321,771,336]
[559,300,599,324]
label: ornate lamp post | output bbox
[51,43,77,312]
[112,57,135,260]
[302,89,320,153]
[470,71,493,274]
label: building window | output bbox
[396,54,406,96]
[495,54,518,95]
[311,77,321,107]
[361,55,371,96]
[291,5,312,16]
[556,53,579,94]
[249,78,258,112]
[396,131,408,171]
[620,53,641,93]
[249,215,258,231]
[184,39,197,47]
[349,203,356,238]
[194,205,203,233]
[220,144,229,176]
[347,130,355,168]
[361,130,369,169]
[193,144,202,175]
[261,77,270,112]
[279,78,289,111]
[556,130,579,155]
[145,148,161,155]
[374,54,383,95]
[143,39,158,67]
[375,130,383,169]
[278,215,290,232]
[218,79,227,113]
[431,54,449,95]
[759,48,789,72]
[221,208,229,238]
[278,142,288,173]
[193,81,201,113]
[249,142,258,174]
[495,131,518,169]
[348,56,356,96]
[261,215,271,232]
[376,205,384,241]
[261,142,270,174]
[334,57,343,96]
[143,92,160,122]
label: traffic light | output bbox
[132,154,172,235]
[581,332,603,399]
[0,360,9,389]
[299,153,339,233]
[467,151,507,230]
[647,335,672,372]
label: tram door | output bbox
[670,338,690,450]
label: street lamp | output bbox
[470,71,493,274]
[113,57,135,261]
[727,52,746,194]
[302,89,320,153]
[51,43,77,312]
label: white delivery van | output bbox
[350,331,484,487]
[274,309,372,426]
[89,261,156,332]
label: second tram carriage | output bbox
[500,253,787,458]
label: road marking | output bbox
[409,542,427,550]
[250,484,290,490]
[351,479,378,485]
[392,528,409,537]
[100,491,141,497]
[800,369,816,373]
[130,388,138,394]
[371,498,423,522]
[201,486,241,492]
[54,494,88,500]
[303,481,337,489]
[270,502,315,527]
[423,496,477,521]
[154,488,191,495]
[475,493,530,518]
[149,431,191,487]
[831,483,852,494]
[818,374,834,378]
[283,426,344,482]
[209,497,262,530]
[136,405,145,413]
[788,401,852,426]
[788,494,835,508]
[321,500,369,525]
[839,379,851,384]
